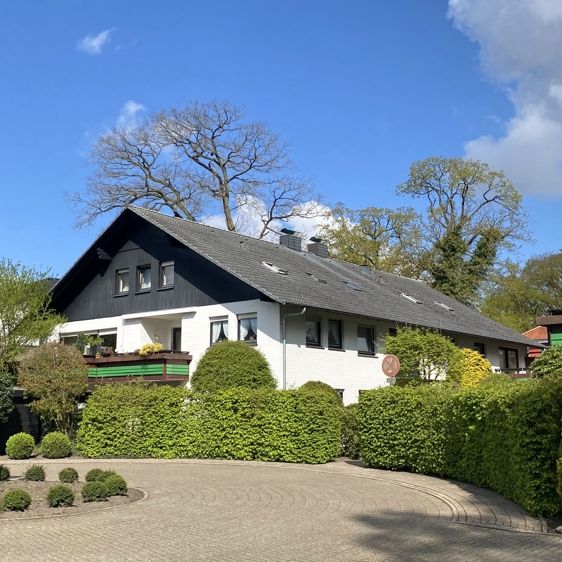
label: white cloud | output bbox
[449,0,562,196]
[77,29,115,55]
[116,100,146,130]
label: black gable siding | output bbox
[59,220,264,322]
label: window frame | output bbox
[115,268,130,296]
[238,314,258,345]
[499,347,519,371]
[159,261,175,289]
[328,319,344,350]
[210,318,229,345]
[357,325,376,357]
[136,264,152,292]
[305,317,322,348]
[474,342,486,357]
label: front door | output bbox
[172,327,182,352]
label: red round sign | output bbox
[382,354,400,378]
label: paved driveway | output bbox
[1,458,560,561]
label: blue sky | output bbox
[1,0,560,276]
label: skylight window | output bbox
[262,261,288,275]
[401,292,422,304]
[435,301,454,312]
[306,272,327,284]
[343,280,362,291]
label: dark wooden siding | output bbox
[56,219,264,321]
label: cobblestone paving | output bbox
[1,458,560,561]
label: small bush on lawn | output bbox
[6,432,35,459]
[299,381,342,407]
[190,340,276,392]
[105,474,128,496]
[47,484,74,508]
[0,465,10,481]
[40,431,72,459]
[59,468,79,484]
[85,468,106,482]
[340,404,360,459]
[2,489,32,511]
[82,481,108,502]
[25,464,46,481]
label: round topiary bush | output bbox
[82,481,108,502]
[448,348,493,388]
[25,464,46,482]
[5,432,35,460]
[299,381,342,406]
[2,489,31,511]
[85,468,106,482]
[0,465,10,481]
[105,474,128,496]
[47,484,75,508]
[191,340,276,393]
[59,467,79,484]
[40,431,72,459]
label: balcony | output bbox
[85,352,192,385]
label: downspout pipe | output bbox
[282,307,307,390]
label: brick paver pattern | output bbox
[1,458,560,561]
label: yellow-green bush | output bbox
[448,348,493,388]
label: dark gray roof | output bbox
[129,207,533,347]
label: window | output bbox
[239,315,258,344]
[388,328,398,337]
[499,347,519,370]
[137,265,151,291]
[357,325,375,356]
[306,318,322,347]
[61,335,77,346]
[435,300,454,312]
[334,388,344,401]
[159,261,174,288]
[172,327,182,352]
[210,318,228,345]
[401,293,422,304]
[328,319,343,350]
[474,342,486,357]
[262,261,288,275]
[115,269,129,295]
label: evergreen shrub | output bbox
[40,431,72,459]
[82,481,108,502]
[76,384,341,464]
[105,474,128,496]
[0,464,10,481]
[25,464,45,481]
[59,468,79,484]
[5,432,35,459]
[340,404,360,459]
[47,484,74,508]
[448,348,493,388]
[190,341,276,392]
[299,381,342,406]
[2,489,31,511]
[85,468,106,482]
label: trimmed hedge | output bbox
[25,464,45,482]
[2,489,31,511]
[76,384,341,464]
[82,481,108,502]
[6,432,35,459]
[47,484,74,508]
[59,468,79,484]
[0,465,10,481]
[359,379,562,516]
[41,432,72,459]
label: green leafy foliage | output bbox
[359,379,562,516]
[85,469,106,482]
[299,381,342,406]
[59,468,79,484]
[40,431,73,459]
[191,341,276,392]
[6,432,35,459]
[25,464,45,482]
[47,484,75,508]
[448,348,493,388]
[81,481,108,502]
[18,342,88,436]
[530,346,562,378]
[340,404,360,459]
[2,489,31,511]
[76,384,341,464]
[386,327,460,383]
[105,474,128,496]
[0,464,10,481]
[0,372,14,425]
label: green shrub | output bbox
[85,468,106,482]
[448,348,493,388]
[359,379,562,516]
[299,381,342,406]
[40,431,72,459]
[76,384,341,464]
[58,467,79,484]
[558,457,562,502]
[5,432,35,459]
[191,340,276,392]
[25,464,45,481]
[0,464,10,481]
[2,489,31,511]
[81,481,108,502]
[105,474,128,496]
[340,404,360,459]
[530,346,562,378]
[47,484,74,508]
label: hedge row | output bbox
[76,384,341,464]
[359,379,562,516]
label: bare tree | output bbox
[73,101,323,236]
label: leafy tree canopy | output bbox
[530,346,562,379]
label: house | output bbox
[522,325,549,367]
[535,311,562,349]
[50,207,534,404]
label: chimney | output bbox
[279,228,302,251]
[307,236,329,258]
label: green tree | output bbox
[530,346,562,378]
[18,343,88,436]
[385,327,460,383]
